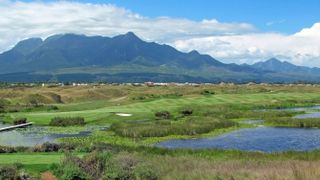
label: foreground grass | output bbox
[3,150,320,179]
[0,153,63,173]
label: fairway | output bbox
[0,153,62,165]
[4,92,320,125]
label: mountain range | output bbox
[0,32,319,83]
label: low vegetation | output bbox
[111,117,237,138]
[2,84,320,178]
[266,117,320,128]
[0,164,33,180]
[13,118,27,125]
[49,117,85,127]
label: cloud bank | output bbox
[0,1,320,67]
[174,24,320,66]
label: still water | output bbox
[156,127,320,152]
[0,123,91,147]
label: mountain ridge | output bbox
[0,32,319,83]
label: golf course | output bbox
[1,83,320,179]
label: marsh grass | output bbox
[266,117,320,128]
[110,117,237,138]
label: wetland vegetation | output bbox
[2,83,320,179]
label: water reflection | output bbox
[156,127,320,152]
[0,122,91,147]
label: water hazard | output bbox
[157,105,320,152]
[0,123,91,147]
[156,127,320,152]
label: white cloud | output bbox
[0,1,319,67]
[173,24,320,67]
[0,1,254,52]
[294,23,320,37]
[266,19,286,26]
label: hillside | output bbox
[0,32,319,83]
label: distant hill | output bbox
[252,58,320,75]
[0,32,320,83]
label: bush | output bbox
[0,99,9,113]
[134,163,158,180]
[60,164,90,180]
[49,117,85,127]
[155,111,171,120]
[200,90,215,95]
[47,105,59,111]
[0,164,30,180]
[104,153,138,179]
[181,109,193,116]
[104,153,159,180]
[53,152,109,180]
[0,166,17,180]
[0,146,31,153]
[33,142,61,152]
[13,118,27,125]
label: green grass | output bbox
[3,92,320,125]
[0,152,87,173]
[0,153,63,172]
[266,117,320,128]
[0,152,62,164]
[3,85,320,177]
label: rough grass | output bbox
[266,117,320,128]
[111,117,237,138]
[147,155,320,179]
[3,91,320,125]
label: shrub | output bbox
[0,166,17,180]
[49,93,63,103]
[60,164,90,180]
[155,111,171,120]
[104,153,159,180]
[53,152,109,180]
[16,171,32,180]
[0,146,31,153]
[47,105,59,111]
[200,90,215,95]
[134,163,158,180]
[13,118,27,125]
[32,142,61,152]
[0,99,9,112]
[49,117,85,127]
[181,109,193,116]
[104,153,138,179]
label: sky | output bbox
[0,0,320,66]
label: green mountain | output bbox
[0,32,319,83]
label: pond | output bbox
[0,122,91,147]
[273,105,320,111]
[156,127,320,152]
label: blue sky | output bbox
[1,0,320,66]
[53,0,320,34]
